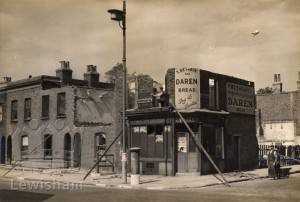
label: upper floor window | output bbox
[209,78,218,109]
[57,92,66,116]
[24,98,32,120]
[11,100,18,121]
[42,95,50,118]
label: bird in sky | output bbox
[251,30,259,36]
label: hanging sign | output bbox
[175,68,200,110]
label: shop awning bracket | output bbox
[169,100,230,187]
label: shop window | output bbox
[21,136,29,158]
[95,133,106,158]
[24,98,32,120]
[42,95,50,118]
[11,100,18,121]
[44,134,52,159]
[57,92,66,116]
[203,127,224,159]
[131,125,165,159]
[209,78,218,109]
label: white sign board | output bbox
[175,68,200,110]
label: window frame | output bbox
[42,95,50,119]
[21,135,29,158]
[44,134,53,159]
[208,78,219,109]
[57,92,66,117]
[11,100,18,121]
[95,133,107,158]
[24,98,32,120]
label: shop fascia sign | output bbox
[175,68,200,110]
[226,82,255,115]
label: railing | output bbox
[95,151,115,173]
[258,144,300,168]
[15,149,77,169]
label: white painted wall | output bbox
[264,121,295,142]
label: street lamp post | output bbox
[108,1,127,184]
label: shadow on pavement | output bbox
[0,189,53,202]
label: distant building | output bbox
[126,68,258,175]
[256,72,300,146]
[0,61,122,170]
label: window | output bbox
[57,93,66,116]
[95,133,106,158]
[209,78,218,108]
[24,98,32,120]
[44,134,52,159]
[11,100,18,121]
[131,125,165,159]
[203,126,224,159]
[21,136,29,158]
[42,95,50,118]
[0,105,2,122]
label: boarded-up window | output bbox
[42,95,50,118]
[11,100,18,121]
[95,133,106,158]
[24,98,31,120]
[57,92,66,116]
[131,125,165,159]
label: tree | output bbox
[104,63,123,83]
[105,63,137,83]
[256,86,273,94]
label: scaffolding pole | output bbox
[169,100,230,187]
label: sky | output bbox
[0,0,299,92]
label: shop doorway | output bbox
[233,136,240,170]
[177,132,197,172]
[0,136,5,164]
[7,136,12,165]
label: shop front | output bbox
[126,109,228,176]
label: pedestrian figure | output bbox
[273,148,281,179]
[267,145,275,178]
[267,145,281,179]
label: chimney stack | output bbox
[56,61,73,85]
[272,73,282,93]
[84,65,100,88]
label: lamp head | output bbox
[108,9,124,21]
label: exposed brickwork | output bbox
[0,65,122,171]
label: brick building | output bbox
[126,68,258,175]
[256,73,300,146]
[0,62,122,170]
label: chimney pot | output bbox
[277,74,281,82]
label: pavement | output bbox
[1,164,300,190]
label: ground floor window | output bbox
[95,133,106,158]
[44,134,52,159]
[202,126,224,159]
[21,135,29,158]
